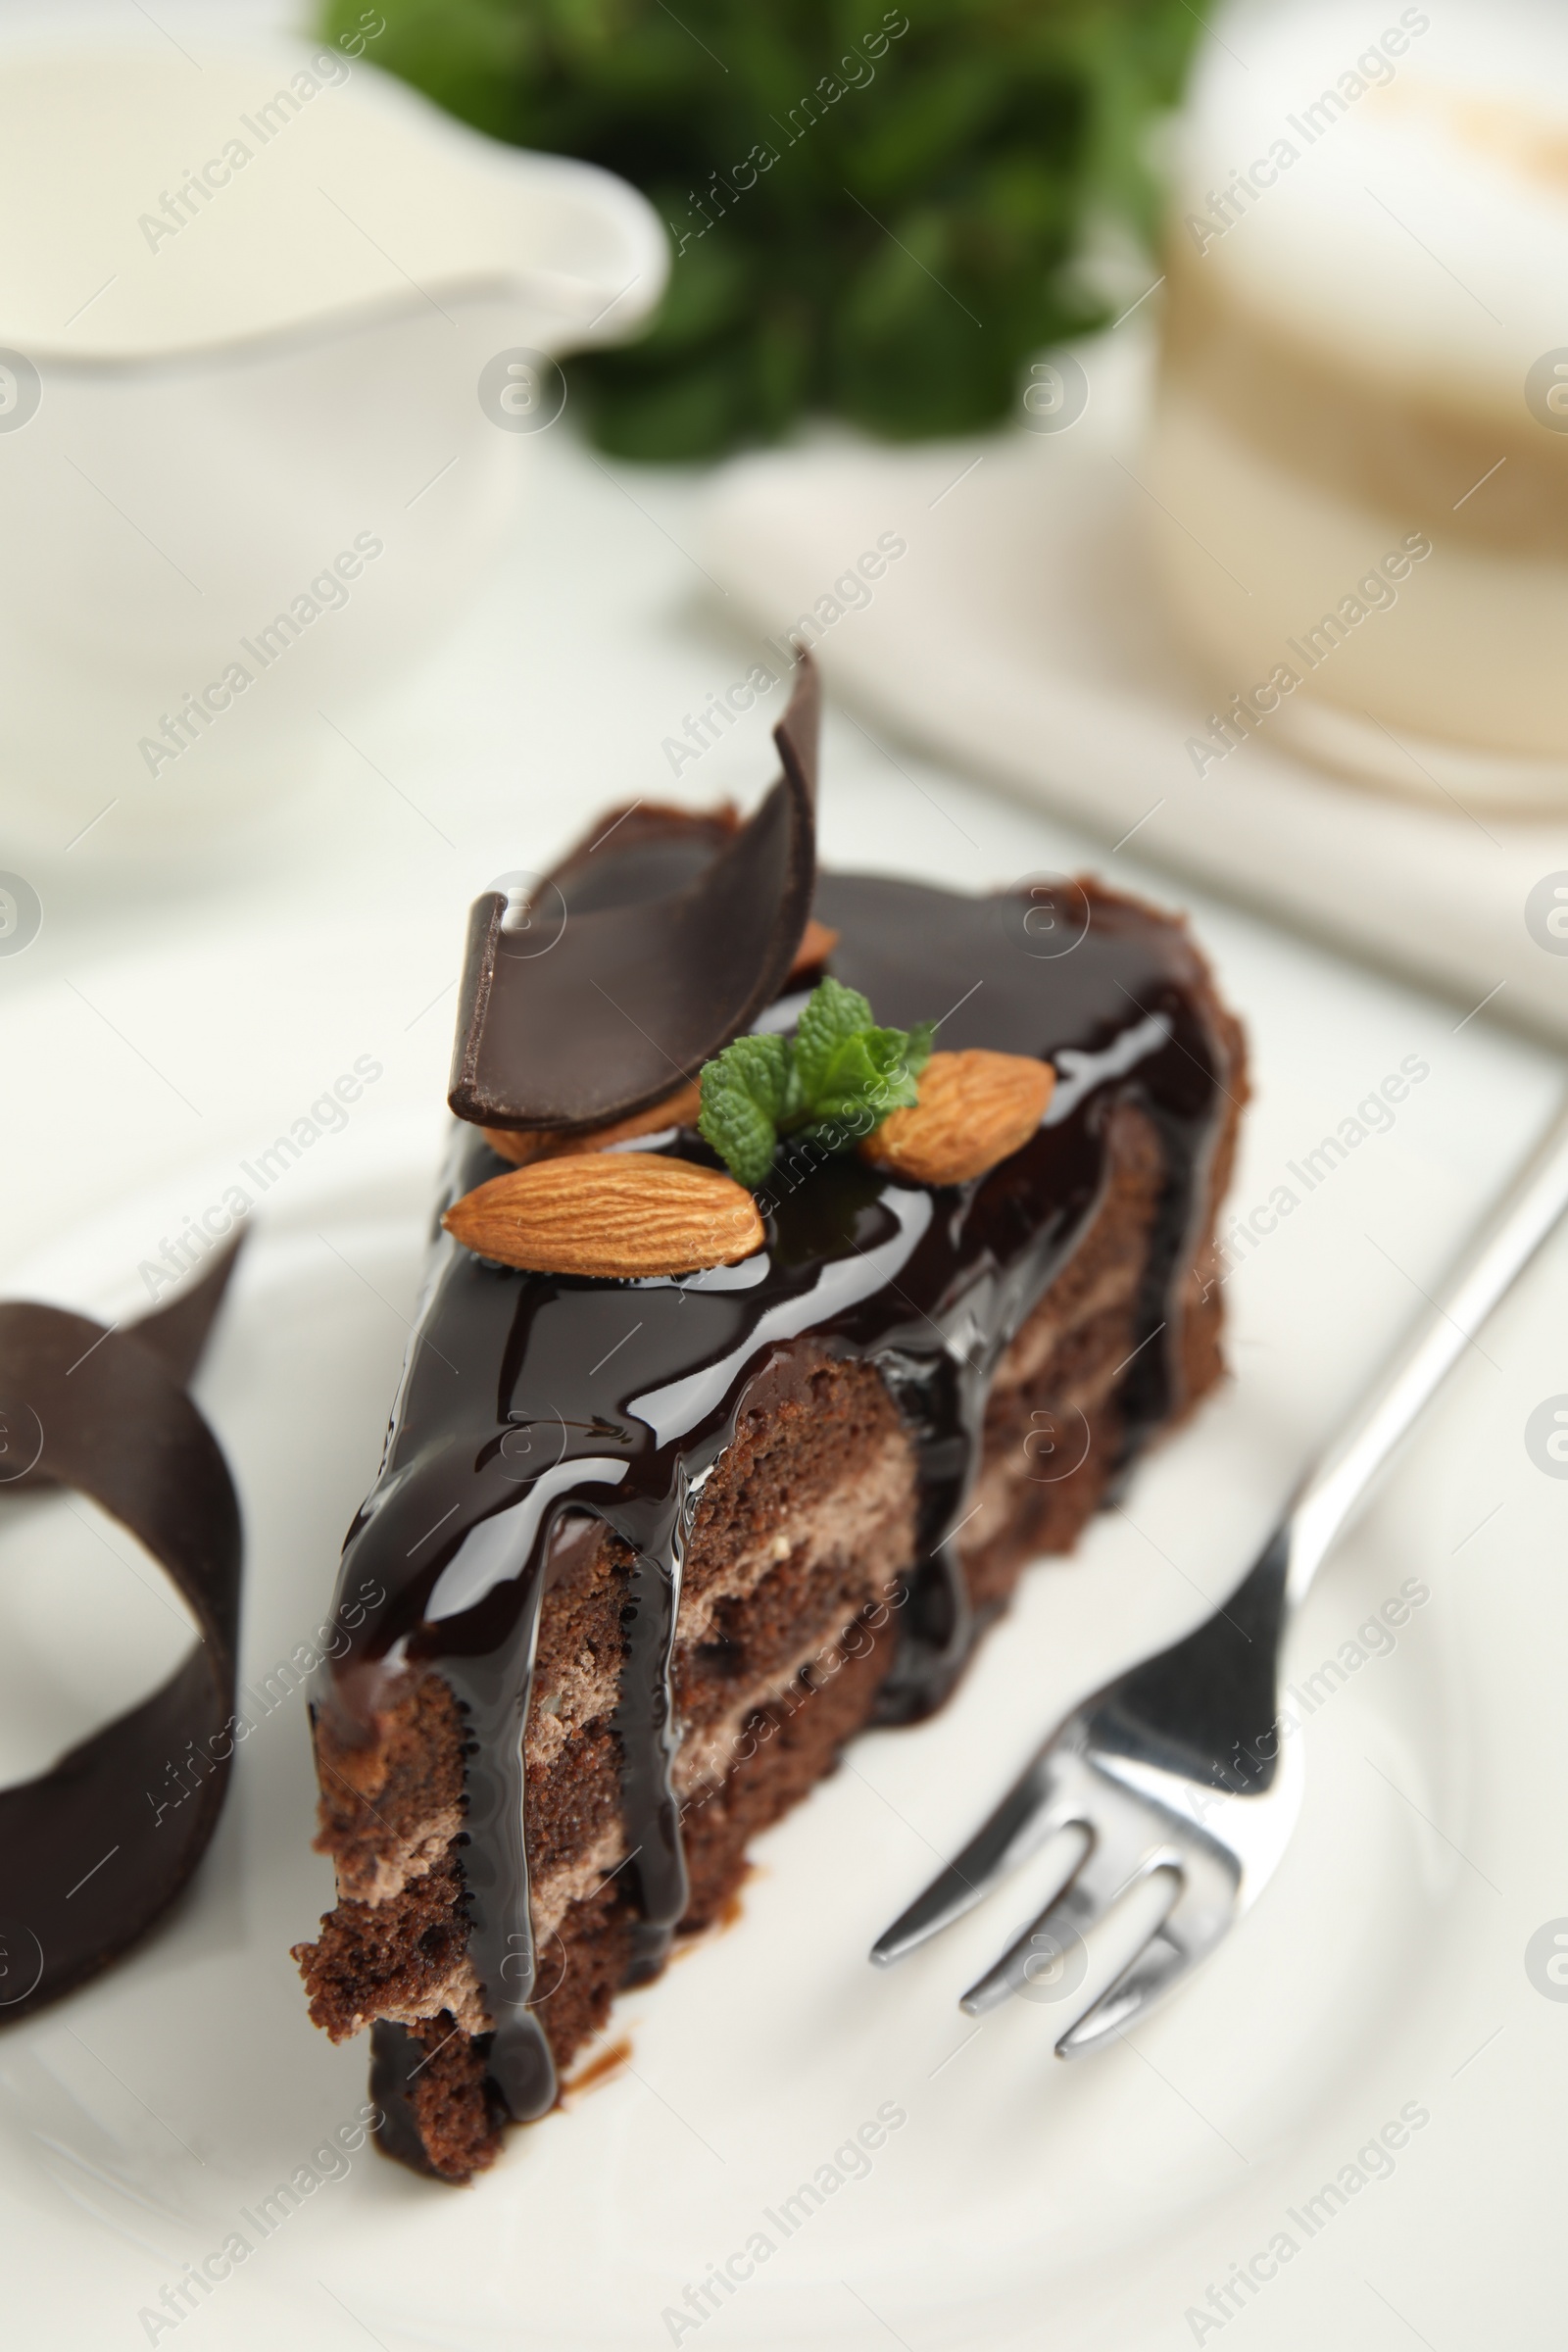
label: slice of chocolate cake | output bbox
[295,657,1247,2180]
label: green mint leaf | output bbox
[859,1026,927,1112]
[720,1029,793,1122]
[794,982,933,1128]
[902,1021,936,1080]
[697,982,941,1183]
[792,976,874,1105]
[698,1030,791,1188]
[808,1028,916,1125]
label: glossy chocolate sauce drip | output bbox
[320,847,1226,2145]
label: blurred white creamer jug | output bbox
[0,32,666,867]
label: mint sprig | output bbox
[699,977,934,1189]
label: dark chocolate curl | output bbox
[448,650,820,1133]
[0,1248,243,2021]
[130,1230,245,1387]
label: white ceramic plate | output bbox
[4,883,1567,2350]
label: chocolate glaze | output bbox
[318,843,1228,2150]
[0,1238,244,2021]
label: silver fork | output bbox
[872,1096,1568,2054]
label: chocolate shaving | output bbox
[448,650,820,1133]
[0,1239,244,2021]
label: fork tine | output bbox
[1054,1923,1193,2057]
[957,1840,1134,2015]
[1054,1845,1238,2055]
[869,1752,1074,1968]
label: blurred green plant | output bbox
[322,0,1199,458]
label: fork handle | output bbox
[1101,1092,1568,1797]
[1284,1091,1568,1606]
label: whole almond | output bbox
[858,1051,1054,1187]
[443,1152,764,1278]
[482,1079,704,1168]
